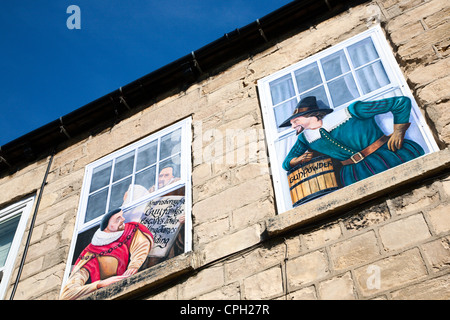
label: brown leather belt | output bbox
[341,135,390,165]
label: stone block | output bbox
[231,198,275,230]
[418,76,450,104]
[391,274,450,299]
[426,204,450,234]
[318,272,356,300]
[387,182,440,216]
[192,163,212,187]
[421,236,450,272]
[287,286,317,300]
[425,100,450,142]
[354,248,428,297]
[390,21,425,46]
[379,214,431,251]
[201,224,262,264]
[243,266,284,299]
[423,6,450,29]
[195,215,230,245]
[225,241,285,282]
[302,223,342,251]
[387,0,444,30]
[198,282,241,300]
[407,57,450,88]
[286,250,329,288]
[179,265,224,300]
[343,202,391,233]
[330,232,380,270]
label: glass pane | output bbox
[348,37,379,68]
[273,98,297,131]
[300,85,329,109]
[160,128,182,160]
[90,161,112,193]
[85,189,108,223]
[113,151,134,182]
[321,50,350,80]
[135,165,157,193]
[356,61,390,94]
[269,74,295,105]
[136,140,157,171]
[0,214,21,268]
[294,62,322,93]
[158,155,181,189]
[328,74,360,107]
[109,177,132,211]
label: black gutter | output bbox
[0,0,368,175]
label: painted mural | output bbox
[279,95,426,207]
[60,164,185,300]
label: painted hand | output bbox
[388,123,410,151]
[289,151,314,168]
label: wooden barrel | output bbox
[287,155,339,207]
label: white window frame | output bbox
[62,117,192,285]
[258,26,439,214]
[0,196,35,300]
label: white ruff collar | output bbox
[91,229,124,246]
[303,107,352,143]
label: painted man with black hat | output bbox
[280,95,424,187]
[60,208,153,300]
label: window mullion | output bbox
[105,158,116,214]
[155,137,161,192]
[343,46,363,98]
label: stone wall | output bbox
[1,0,449,300]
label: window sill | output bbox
[266,147,450,237]
[79,252,196,300]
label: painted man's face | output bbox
[290,115,322,134]
[106,211,125,233]
[158,167,174,188]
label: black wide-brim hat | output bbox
[279,96,333,128]
[100,208,122,231]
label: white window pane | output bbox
[269,74,295,105]
[321,50,350,80]
[294,62,322,93]
[274,98,297,131]
[90,161,112,193]
[136,140,157,171]
[0,215,21,268]
[85,189,108,223]
[109,177,132,211]
[328,74,360,106]
[135,165,157,193]
[356,61,390,94]
[348,37,379,68]
[112,151,134,182]
[160,128,181,161]
[300,85,329,109]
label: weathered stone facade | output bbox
[0,0,449,300]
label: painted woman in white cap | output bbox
[280,96,424,187]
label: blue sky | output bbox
[0,0,292,146]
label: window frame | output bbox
[257,26,439,214]
[62,117,192,286]
[0,196,35,300]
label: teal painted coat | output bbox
[282,96,424,187]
